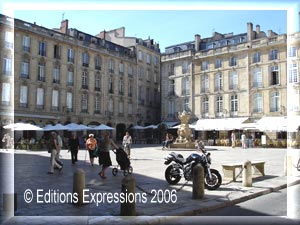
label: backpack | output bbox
[47,137,56,153]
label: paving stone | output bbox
[0,145,299,224]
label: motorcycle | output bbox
[164,150,222,190]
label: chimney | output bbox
[267,30,273,37]
[98,30,106,39]
[60,19,68,34]
[256,25,260,33]
[247,22,253,41]
[195,34,201,51]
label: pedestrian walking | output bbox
[241,132,247,149]
[98,132,118,179]
[2,133,11,150]
[162,133,172,149]
[68,133,79,165]
[47,132,63,174]
[231,131,236,148]
[122,131,132,158]
[55,132,64,166]
[195,138,205,154]
[86,134,97,166]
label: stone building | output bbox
[161,22,291,146]
[97,27,161,138]
[0,14,160,141]
[1,12,300,146]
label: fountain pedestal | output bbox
[170,111,194,149]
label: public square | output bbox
[1,144,300,224]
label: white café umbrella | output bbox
[43,123,68,131]
[130,125,145,130]
[4,122,43,131]
[92,124,115,130]
[144,124,158,129]
[65,123,90,131]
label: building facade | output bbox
[2,13,300,146]
[98,27,161,127]
[161,23,291,145]
[0,14,160,141]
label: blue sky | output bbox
[1,0,299,52]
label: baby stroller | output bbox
[112,147,133,176]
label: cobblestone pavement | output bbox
[0,145,300,224]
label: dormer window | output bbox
[79,33,84,41]
[91,37,97,44]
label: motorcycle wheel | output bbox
[165,165,181,185]
[204,169,222,190]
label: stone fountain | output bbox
[170,110,195,149]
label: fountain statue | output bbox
[170,111,195,148]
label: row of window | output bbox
[5,31,159,66]
[167,47,297,75]
[200,66,280,91]
[201,36,246,50]
[2,57,159,83]
[137,50,159,66]
[168,66,282,97]
[201,50,279,71]
[1,82,159,115]
[167,91,281,118]
[3,62,159,96]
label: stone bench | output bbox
[222,161,265,181]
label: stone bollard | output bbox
[120,175,136,216]
[242,160,252,187]
[192,163,205,199]
[3,193,17,216]
[73,169,85,205]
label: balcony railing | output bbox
[38,76,45,82]
[19,103,28,108]
[252,82,263,88]
[36,105,44,110]
[81,109,88,113]
[53,79,60,84]
[68,57,74,63]
[201,87,209,93]
[1,101,10,106]
[39,50,46,56]
[21,73,29,79]
[23,46,30,52]
[52,106,59,111]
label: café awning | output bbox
[256,116,287,132]
[3,122,43,131]
[92,124,115,130]
[159,121,179,128]
[65,123,90,131]
[288,115,300,132]
[195,117,249,131]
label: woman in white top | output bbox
[122,131,132,158]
